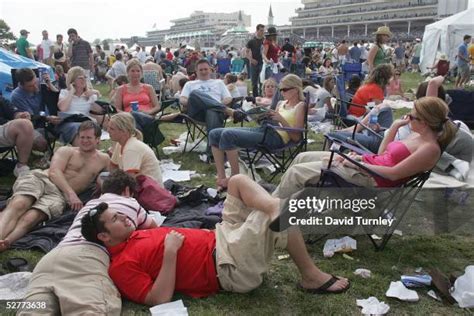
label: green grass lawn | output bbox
[1,73,474,315]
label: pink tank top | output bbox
[362,141,411,187]
[121,84,152,112]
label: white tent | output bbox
[420,8,474,73]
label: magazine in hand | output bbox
[245,106,269,120]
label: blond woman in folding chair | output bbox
[274,97,457,199]
[209,74,306,191]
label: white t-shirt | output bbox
[360,46,369,60]
[331,48,338,63]
[41,39,54,59]
[315,88,331,109]
[59,89,97,116]
[111,137,163,186]
[59,193,149,251]
[137,51,147,64]
[107,60,127,79]
[53,42,67,62]
[303,86,320,106]
[181,79,231,103]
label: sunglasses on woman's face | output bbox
[407,114,421,121]
[279,87,294,92]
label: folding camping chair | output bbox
[0,146,17,160]
[216,58,231,76]
[447,89,474,129]
[141,98,182,158]
[331,74,366,128]
[244,93,310,182]
[154,97,209,154]
[309,135,432,250]
[341,62,363,82]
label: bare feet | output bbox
[299,273,349,293]
[0,239,10,253]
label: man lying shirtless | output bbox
[0,121,110,252]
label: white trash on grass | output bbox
[323,236,357,258]
[149,299,188,316]
[356,296,390,315]
[451,265,474,308]
[385,281,419,302]
[0,272,32,300]
[354,268,372,278]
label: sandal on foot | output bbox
[4,257,31,272]
[297,275,350,294]
[232,110,247,124]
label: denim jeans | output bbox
[283,58,291,71]
[209,125,284,151]
[56,122,81,144]
[249,62,263,97]
[328,107,393,153]
[374,107,393,128]
[131,111,154,132]
[327,130,383,153]
[187,90,227,154]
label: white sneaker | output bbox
[13,164,30,177]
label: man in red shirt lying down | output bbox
[81,174,350,306]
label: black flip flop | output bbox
[4,257,31,273]
[297,275,350,294]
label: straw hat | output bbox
[373,26,392,37]
[439,54,448,61]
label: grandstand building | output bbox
[123,11,251,48]
[282,0,469,40]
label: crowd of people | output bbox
[0,23,472,314]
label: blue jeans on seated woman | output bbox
[56,122,82,144]
[327,130,383,153]
[209,125,285,151]
[327,107,393,153]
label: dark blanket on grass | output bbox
[10,181,221,253]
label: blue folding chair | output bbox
[342,63,363,82]
[216,59,231,76]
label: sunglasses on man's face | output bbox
[279,87,294,92]
[88,202,108,224]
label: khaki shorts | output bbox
[18,244,121,316]
[0,122,14,147]
[215,194,288,293]
[11,170,66,219]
